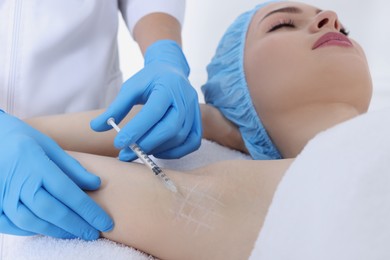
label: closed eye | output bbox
[268,19,295,32]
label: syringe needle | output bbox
[107,118,178,193]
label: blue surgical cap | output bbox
[201,1,283,160]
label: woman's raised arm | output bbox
[71,151,292,260]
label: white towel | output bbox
[250,107,390,260]
[0,235,152,260]
[0,140,250,260]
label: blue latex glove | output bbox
[91,40,202,161]
[0,110,113,240]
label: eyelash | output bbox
[268,19,350,36]
[268,19,295,32]
[340,27,350,36]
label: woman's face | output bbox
[245,1,372,119]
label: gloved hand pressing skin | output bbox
[0,110,113,240]
[91,40,202,161]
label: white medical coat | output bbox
[0,0,185,118]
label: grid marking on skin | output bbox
[171,181,226,234]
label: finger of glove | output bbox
[2,202,76,239]
[144,101,195,157]
[90,73,148,132]
[114,87,172,149]
[0,213,36,236]
[118,105,183,161]
[40,158,114,233]
[155,105,202,159]
[2,136,111,235]
[20,183,100,240]
[118,147,137,162]
[41,136,101,191]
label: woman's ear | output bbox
[200,104,248,154]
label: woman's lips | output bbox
[312,32,353,50]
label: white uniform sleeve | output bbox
[118,0,185,36]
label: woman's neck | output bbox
[266,102,363,158]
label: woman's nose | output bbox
[309,10,342,33]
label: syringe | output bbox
[107,118,178,193]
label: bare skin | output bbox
[24,104,290,259]
[72,152,292,260]
[133,12,182,55]
[26,107,291,259]
[26,104,245,158]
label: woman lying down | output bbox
[22,1,372,259]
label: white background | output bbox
[117,0,390,110]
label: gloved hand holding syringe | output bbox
[107,118,178,193]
